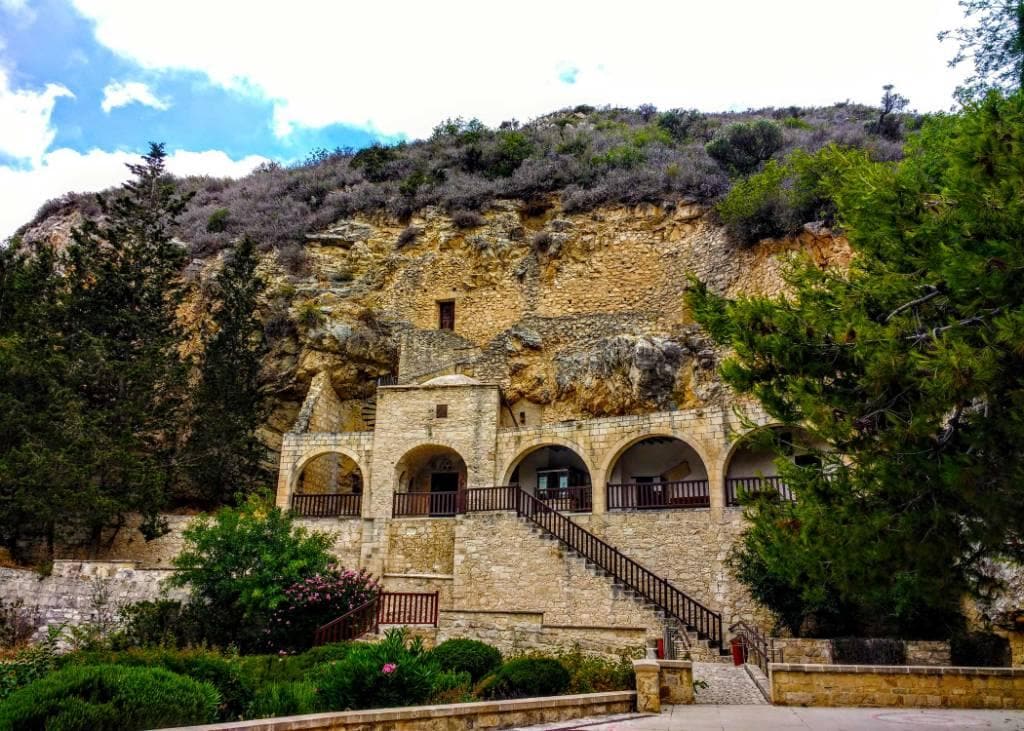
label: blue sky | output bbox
[1,0,969,239]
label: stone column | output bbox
[658,660,695,704]
[276,435,300,509]
[707,457,726,510]
[633,660,661,713]
[591,468,607,514]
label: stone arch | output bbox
[499,437,597,488]
[602,432,713,510]
[723,425,819,505]
[600,430,713,483]
[290,445,368,494]
[394,443,469,494]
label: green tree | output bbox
[57,142,193,543]
[168,494,333,648]
[688,91,1024,637]
[179,237,270,506]
[940,1,1024,101]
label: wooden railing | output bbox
[378,591,439,626]
[392,491,459,517]
[461,486,519,512]
[314,591,439,646]
[537,485,593,513]
[725,476,794,506]
[514,488,723,649]
[729,620,781,676]
[291,492,361,518]
[314,595,380,645]
[607,480,710,511]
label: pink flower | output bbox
[381,663,397,675]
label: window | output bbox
[438,300,455,330]
[518,411,526,425]
[435,404,448,418]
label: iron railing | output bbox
[725,476,794,506]
[537,485,593,513]
[514,488,723,649]
[729,621,781,675]
[607,480,710,511]
[291,492,361,518]
[377,375,399,387]
[314,591,439,646]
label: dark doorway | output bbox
[438,301,455,330]
[431,472,458,492]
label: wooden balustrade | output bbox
[725,476,794,506]
[392,491,458,517]
[607,480,710,511]
[537,485,593,513]
[314,591,439,646]
[291,492,361,517]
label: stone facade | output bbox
[770,663,1024,709]
[771,638,952,667]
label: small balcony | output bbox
[607,480,711,511]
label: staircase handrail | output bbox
[313,594,380,646]
[728,620,779,674]
[514,488,723,648]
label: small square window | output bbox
[518,411,526,425]
[435,404,448,418]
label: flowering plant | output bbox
[265,566,380,651]
[381,663,397,674]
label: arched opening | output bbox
[393,445,468,517]
[606,436,710,510]
[292,451,363,517]
[724,427,820,505]
[507,444,592,513]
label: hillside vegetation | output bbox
[20,97,915,264]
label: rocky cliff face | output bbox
[19,198,850,462]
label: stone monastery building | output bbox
[274,321,815,656]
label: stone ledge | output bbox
[162,691,636,730]
[770,663,1024,677]
[383,572,454,581]
[543,623,647,632]
[441,608,544,617]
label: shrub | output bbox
[167,494,334,651]
[705,119,784,175]
[111,599,206,649]
[351,143,399,182]
[246,681,321,719]
[430,639,501,681]
[831,638,906,665]
[451,209,485,229]
[951,632,1011,667]
[531,230,552,253]
[716,160,796,244]
[313,628,439,710]
[552,648,636,693]
[477,657,570,699]
[0,598,40,649]
[62,648,251,721]
[0,626,60,701]
[396,226,420,249]
[265,568,380,652]
[295,300,325,330]
[206,207,230,233]
[429,669,474,704]
[0,664,219,730]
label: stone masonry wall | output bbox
[385,519,455,575]
[770,663,1024,709]
[451,512,663,636]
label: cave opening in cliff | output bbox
[606,436,710,510]
[506,444,592,513]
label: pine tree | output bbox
[179,236,270,505]
[940,1,1024,101]
[688,91,1024,637]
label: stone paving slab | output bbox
[514,705,1024,730]
[692,661,767,705]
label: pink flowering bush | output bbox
[265,566,380,651]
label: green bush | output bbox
[110,599,206,649]
[429,669,474,704]
[705,119,783,175]
[552,648,636,693]
[313,628,439,710]
[238,642,354,687]
[0,626,61,701]
[430,638,502,681]
[951,632,1011,667]
[62,647,251,721]
[246,681,321,719]
[477,657,570,699]
[206,207,230,233]
[831,638,906,665]
[0,664,219,731]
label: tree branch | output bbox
[885,286,942,322]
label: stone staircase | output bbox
[360,396,377,430]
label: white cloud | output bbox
[71,0,969,141]
[100,80,170,113]
[0,67,73,163]
[1,147,268,241]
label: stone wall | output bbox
[770,663,1024,709]
[295,517,364,569]
[772,638,951,667]
[0,561,184,639]
[451,513,663,635]
[436,609,648,658]
[385,519,455,574]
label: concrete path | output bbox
[692,661,767,705]
[517,706,1024,730]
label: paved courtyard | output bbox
[691,661,767,705]
[517,707,1024,730]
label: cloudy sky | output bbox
[1,0,970,240]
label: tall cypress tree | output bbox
[179,236,270,506]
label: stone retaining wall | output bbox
[770,663,1024,709]
[772,638,951,667]
[161,691,637,731]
